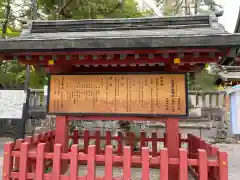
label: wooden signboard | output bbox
[47,73,188,117]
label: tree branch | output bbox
[2,0,11,38]
[174,0,184,15]
[102,0,125,17]
[58,0,75,19]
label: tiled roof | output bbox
[0,15,239,52]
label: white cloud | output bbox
[136,0,240,33]
[218,0,240,33]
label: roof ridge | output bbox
[30,15,211,34]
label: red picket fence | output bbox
[2,130,228,180]
[187,134,228,180]
[69,130,188,156]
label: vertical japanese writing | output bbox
[171,77,176,112]
[60,76,64,109]
[126,77,129,112]
[49,74,186,115]
[114,77,117,111]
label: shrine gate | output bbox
[1,14,240,179]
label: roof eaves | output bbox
[218,7,240,66]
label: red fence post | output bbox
[73,129,79,144]
[165,118,179,180]
[187,134,193,158]
[55,116,69,153]
[105,131,111,146]
[152,132,157,157]
[3,142,14,180]
[84,130,90,154]
[198,149,208,180]
[117,131,123,155]
[188,134,199,158]
[55,116,69,172]
[141,147,150,180]
[179,148,188,180]
[14,139,24,171]
[52,144,62,180]
[140,131,146,149]
[218,151,228,180]
[25,136,35,172]
[35,143,46,180]
[179,133,182,148]
[70,145,78,180]
[160,148,168,180]
[95,131,101,154]
[163,133,166,148]
[104,145,113,180]
[123,146,131,180]
[127,132,135,155]
[87,145,96,180]
[19,142,29,180]
[50,131,55,151]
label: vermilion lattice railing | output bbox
[2,130,228,180]
[69,130,187,155]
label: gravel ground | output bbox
[66,166,195,179]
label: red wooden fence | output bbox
[69,130,188,156]
[2,130,228,180]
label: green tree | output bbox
[1,0,150,89]
[190,69,218,91]
[38,0,150,20]
[0,0,46,89]
[0,61,47,89]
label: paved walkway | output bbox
[216,143,240,180]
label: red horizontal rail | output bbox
[17,55,219,65]
[10,150,219,167]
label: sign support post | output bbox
[47,72,188,177]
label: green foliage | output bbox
[0,0,149,89]
[0,61,24,88]
[190,69,218,91]
[0,61,47,88]
[38,0,150,19]
[0,0,221,90]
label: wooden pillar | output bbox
[55,116,69,173]
[165,118,179,180]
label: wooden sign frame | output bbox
[47,72,188,117]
